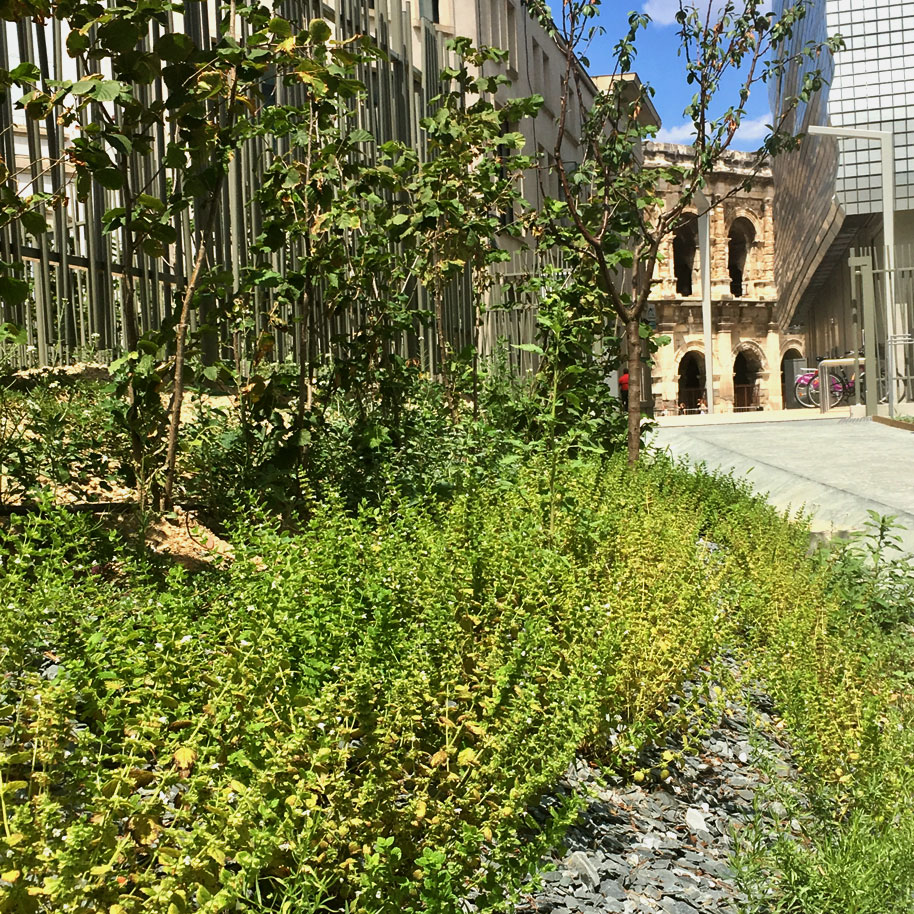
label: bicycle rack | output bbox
[817,357,863,414]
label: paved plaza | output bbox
[651,415,914,554]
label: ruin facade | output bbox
[646,143,805,414]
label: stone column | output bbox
[765,323,783,410]
[716,316,735,411]
[654,309,678,413]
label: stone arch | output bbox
[733,339,768,372]
[727,216,756,297]
[676,348,705,412]
[728,208,763,239]
[779,338,806,361]
[672,213,698,296]
[732,341,765,411]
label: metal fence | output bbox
[0,0,543,375]
[849,243,914,412]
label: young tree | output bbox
[528,0,841,464]
[407,38,542,415]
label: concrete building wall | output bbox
[769,0,914,350]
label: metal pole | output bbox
[695,188,714,414]
[881,131,898,418]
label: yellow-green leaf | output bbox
[457,747,478,767]
[173,745,197,771]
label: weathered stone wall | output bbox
[645,143,804,413]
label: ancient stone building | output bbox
[646,143,805,414]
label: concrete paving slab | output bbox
[650,416,914,554]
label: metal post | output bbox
[695,188,714,414]
[850,255,878,416]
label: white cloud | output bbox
[642,0,770,27]
[734,113,771,142]
[656,121,698,143]
[655,113,771,147]
[642,0,723,27]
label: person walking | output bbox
[619,369,630,411]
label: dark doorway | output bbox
[733,350,761,410]
[781,348,804,408]
[728,217,756,298]
[678,351,704,412]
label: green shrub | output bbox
[1,454,913,914]
[0,380,130,505]
[0,457,727,912]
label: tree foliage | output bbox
[527,0,842,463]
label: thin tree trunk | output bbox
[472,294,481,423]
[118,179,148,507]
[162,39,238,510]
[296,277,313,472]
[625,317,642,466]
[434,287,457,414]
[161,198,221,509]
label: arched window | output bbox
[672,215,698,297]
[733,349,762,410]
[728,217,756,297]
[677,351,704,412]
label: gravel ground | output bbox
[517,665,800,914]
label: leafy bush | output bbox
[0,380,130,505]
[705,496,914,913]
[1,454,913,914]
[0,456,727,912]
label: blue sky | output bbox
[578,1,773,150]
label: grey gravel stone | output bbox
[515,659,802,914]
[684,808,707,833]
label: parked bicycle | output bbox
[794,358,860,409]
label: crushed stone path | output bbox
[517,668,800,914]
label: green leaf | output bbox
[97,19,142,55]
[348,128,373,144]
[155,32,196,62]
[101,206,126,232]
[140,238,166,257]
[137,193,165,213]
[0,279,29,308]
[148,222,177,244]
[105,133,133,155]
[71,79,127,103]
[92,80,128,103]
[65,30,90,57]
[268,17,292,39]
[8,62,39,84]
[70,78,99,97]
[20,210,47,237]
[95,167,124,190]
[308,18,332,44]
[512,343,544,355]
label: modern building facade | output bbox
[2,0,657,375]
[0,0,592,369]
[646,143,802,414]
[769,0,914,368]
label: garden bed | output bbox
[1,455,913,913]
